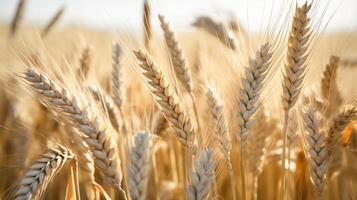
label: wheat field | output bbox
[0,0,357,199]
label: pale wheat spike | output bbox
[326,106,357,156]
[127,132,152,200]
[205,87,231,160]
[192,16,238,50]
[23,68,122,188]
[89,86,120,132]
[302,105,328,199]
[41,6,65,38]
[158,15,193,93]
[10,0,26,36]
[14,145,74,200]
[187,149,215,200]
[237,42,273,141]
[111,42,124,108]
[282,2,312,112]
[133,50,196,150]
[143,0,152,51]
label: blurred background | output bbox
[0,0,356,33]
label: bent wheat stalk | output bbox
[14,145,74,200]
[23,68,123,189]
[281,2,312,195]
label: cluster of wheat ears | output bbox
[1,0,357,199]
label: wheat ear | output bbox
[127,132,152,200]
[133,50,196,150]
[143,0,152,51]
[23,68,123,188]
[187,149,215,200]
[326,106,357,156]
[192,16,238,50]
[111,42,124,108]
[41,6,65,38]
[236,42,273,200]
[321,56,342,116]
[281,2,312,195]
[158,15,192,93]
[14,145,74,200]
[205,87,236,200]
[89,86,120,132]
[302,104,328,200]
[78,45,92,79]
[10,0,26,36]
[158,14,202,140]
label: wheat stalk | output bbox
[133,50,196,150]
[187,149,215,200]
[41,6,65,38]
[14,145,74,200]
[281,2,312,195]
[127,132,152,200]
[302,104,328,199]
[10,0,26,36]
[23,68,123,189]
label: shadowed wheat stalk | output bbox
[127,132,152,200]
[14,145,74,200]
[23,68,123,190]
[281,2,313,195]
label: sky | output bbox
[0,0,356,33]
